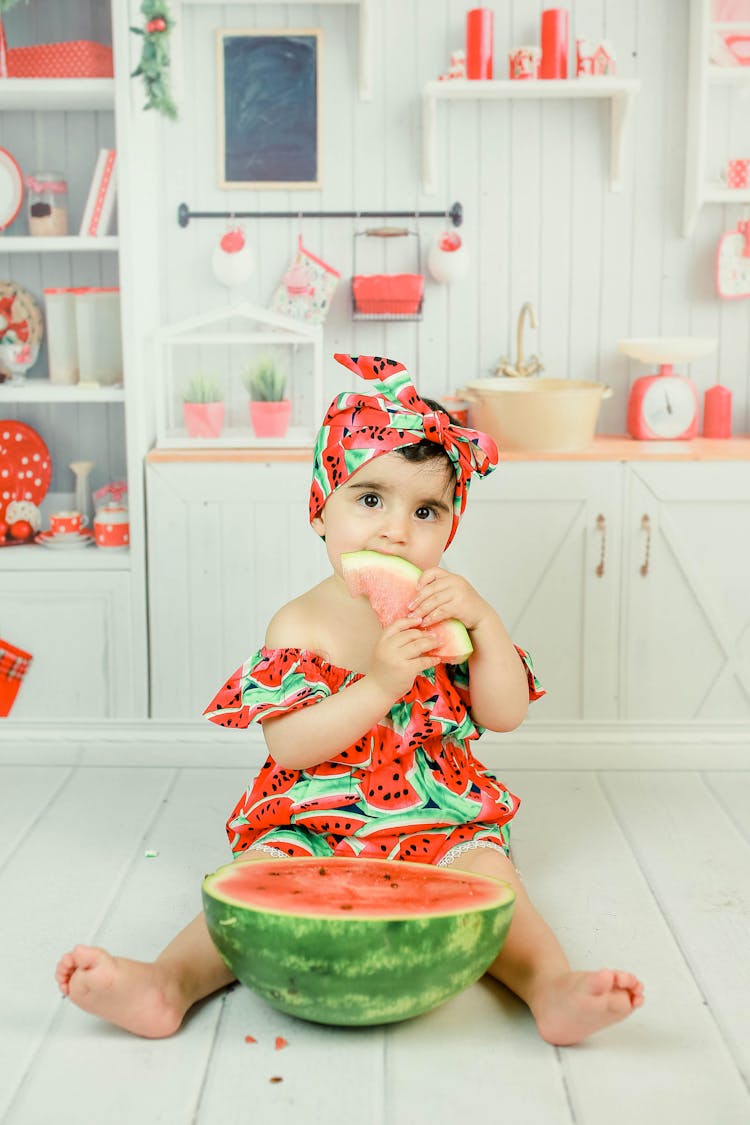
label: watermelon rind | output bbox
[340,550,474,663]
[202,856,515,1027]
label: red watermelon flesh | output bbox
[341,550,473,663]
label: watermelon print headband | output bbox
[309,354,499,547]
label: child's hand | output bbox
[408,567,492,633]
[367,618,440,701]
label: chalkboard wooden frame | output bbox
[217,29,322,190]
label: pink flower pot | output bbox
[249,400,292,438]
[183,401,225,439]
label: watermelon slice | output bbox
[341,550,473,663]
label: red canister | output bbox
[541,8,568,78]
[703,385,732,438]
[466,8,494,79]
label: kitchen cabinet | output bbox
[622,462,750,719]
[0,567,137,718]
[145,453,750,723]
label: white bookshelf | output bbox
[683,0,750,236]
[421,78,641,194]
[0,381,125,404]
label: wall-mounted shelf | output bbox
[0,236,119,253]
[174,0,372,100]
[683,0,750,236]
[0,381,124,404]
[0,78,114,111]
[0,544,130,571]
[422,77,641,194]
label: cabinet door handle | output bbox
[640,513,651,577]
[595,513,606,577]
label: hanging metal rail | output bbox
[177,200,463,229]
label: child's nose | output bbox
[378,508,409,543]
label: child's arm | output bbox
[261,619,439,770]
[408,568,529,732]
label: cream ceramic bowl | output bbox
[462,377,613,453]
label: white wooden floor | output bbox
[2,750,749,1124]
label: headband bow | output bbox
[309,354,498,547]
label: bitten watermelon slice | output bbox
[202,856,515,1026]
[341,550,473,663]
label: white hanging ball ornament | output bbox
[427,230,470,285]
[211,227,255,287]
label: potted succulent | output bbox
[182,374,225,439]
[243,354,291,438]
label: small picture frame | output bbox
[217,28,321,190]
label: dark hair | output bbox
[395,397,458,475]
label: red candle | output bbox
[540,8,569,79]
[466,8,494,80]
[703,385,732,438]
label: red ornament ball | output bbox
[146,17,167,33]
[8,519,34,541]
[0,520,8,540]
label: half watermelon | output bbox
[341,550,473,663]
[202,856,515,1026]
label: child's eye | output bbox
[358,493,381,509]
[415,505,436,521]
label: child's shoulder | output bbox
[264,581,330,651]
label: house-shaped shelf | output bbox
[154,303,323,449]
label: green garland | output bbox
[130,0,177,120]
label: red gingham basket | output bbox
[0,639,32,717]
[7,40,113,79]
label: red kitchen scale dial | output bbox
[618,338,717,441]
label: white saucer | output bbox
[36,529,95,549]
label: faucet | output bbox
[495,302,544,378]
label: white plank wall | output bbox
[2,757,749,1123]
[160,0,750,432]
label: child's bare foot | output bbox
[531,969,644,1046]
[55,945,187,1039]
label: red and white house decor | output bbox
[717,220,750,298]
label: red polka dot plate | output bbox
[0,420,53,511]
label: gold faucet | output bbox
[495,302,544,378]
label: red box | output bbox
[352,274,424,316]
[7,40,113,79]
[0,639,32,717]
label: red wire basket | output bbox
[0,639,32,717]
[351,227,424,320]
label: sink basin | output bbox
[462,377,613,453]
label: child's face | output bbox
[311,451,456,575]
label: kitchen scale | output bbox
[618,337,717,440]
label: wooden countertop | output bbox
[146,435,750,464]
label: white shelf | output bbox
[0,544,130,571]
[703,184,750,203]
[157,425,314,450]
[422,78,640,193]
[0,78,115,111]
[0,381,124,404]
[0,235,119,253]
[707,65,750,84]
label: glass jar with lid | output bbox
[27,171,68,237]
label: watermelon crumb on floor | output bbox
[270,1077,283,1084]
[275,1037,288,1050]
[244,1035,257,1044]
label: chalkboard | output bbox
[217,30,321,190]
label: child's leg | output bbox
[56,853,276,1038]
[451,848,644,1046]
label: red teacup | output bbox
[49,510,87,536]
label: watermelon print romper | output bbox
[204,646,544,868]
